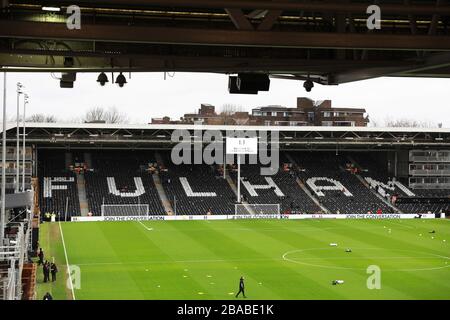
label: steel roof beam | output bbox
[1,20,450,51]
[14,0,450,15]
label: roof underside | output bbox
[1,0,450,84]
[2,122,450,150]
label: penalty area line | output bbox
[138,220,153,231]
[58,221,76,300]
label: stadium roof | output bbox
[2,122,450,134]
[1,1,450,84]
[1,122,449,150]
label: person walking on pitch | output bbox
[235,276,246,298]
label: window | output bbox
[322,121,333,126]
[323,112,331,118]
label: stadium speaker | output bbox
[229,75,268,94]
[237,73,270,92]
[60,72,76,88]
[228,76,258,94]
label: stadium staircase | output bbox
[348,152,449,213]
[225,171,237,196]
[342,156,401,212]
[154,152,174,215]
[76,173,89,216]
[349,163,403,214]
[152,174,174,215]
[291,152,391,214]
[285,153,329,213]
[296,178,330,214]
[154,152,165,168]
[84,152,93,169]
[222,169,254,214]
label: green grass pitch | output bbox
[37,219,450,300]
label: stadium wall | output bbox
[71,213,438,222]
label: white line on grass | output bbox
[138,220,153,231]
[384,220,416,230]
[282,248,450,271]
[59,221,76,300]
[76,257,276,267]
[75,255,448,268]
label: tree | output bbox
[105,107,128,124]
[219,104,244,124]
[220,103,243,115]
[26,114,57,123]
[384,117,437,128]
[82,107,128,124]
[83,107,105,123]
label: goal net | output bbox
[234,203,280,215]
[101,204,150,217]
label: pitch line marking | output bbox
[59,221,76,300]
[72,255,445,268]
[282,247,450,272]
[138,220,153,231]
[75,257,276,267]
[384,221,416,230]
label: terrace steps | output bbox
[76,173,89,216]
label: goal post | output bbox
[234,203,280,215]
[101,204,150,217]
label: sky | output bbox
[1,72,449,127]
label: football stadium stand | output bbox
[36,147,450,218]
[229,154,321,214]
[159,155,236,215]
[84,150,166,216]
[2,123,447,220]
[38,151,81,219]
[350,152,450,213]
[292,152,393,214]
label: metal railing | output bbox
[0,219,31,300]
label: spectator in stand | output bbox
[391,195,397,205]
[376,208,382,215]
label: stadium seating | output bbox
[38,151,81,219]
[84,150,166,216]
[159,154,236,215]
[351,152,450,213]
[37,149,449,217]
[291,152,392,214]
[229,153,321,213]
